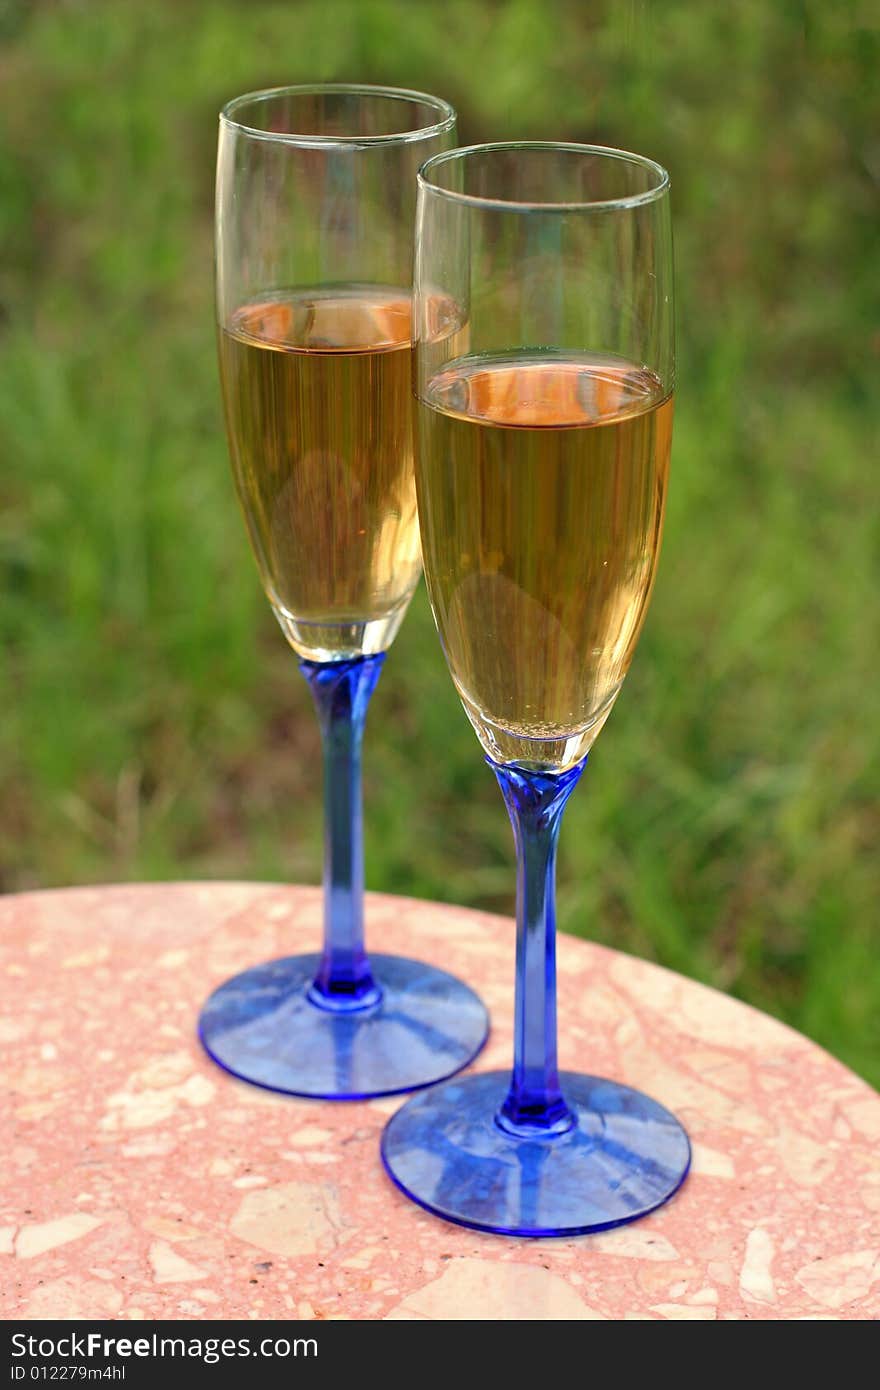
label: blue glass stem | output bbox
[299,655,385,1011]
[491,757,587,1137]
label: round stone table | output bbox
[2,883,878,1321]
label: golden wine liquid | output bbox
[219,285,419,660]
[416,352,673,770]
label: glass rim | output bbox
[418,141,670,212]
[219,82,456,147]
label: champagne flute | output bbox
[199,85,488,1099]
[382,142,690,1233]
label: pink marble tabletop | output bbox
[1,882,878,1321]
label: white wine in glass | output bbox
[417,350,673,769]
[219,285,419,661]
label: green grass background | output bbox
[1,1,878,1082]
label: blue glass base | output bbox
[198,953,489,1101]
[381,1069,690,1236]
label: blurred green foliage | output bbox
[1,1,878,1081]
